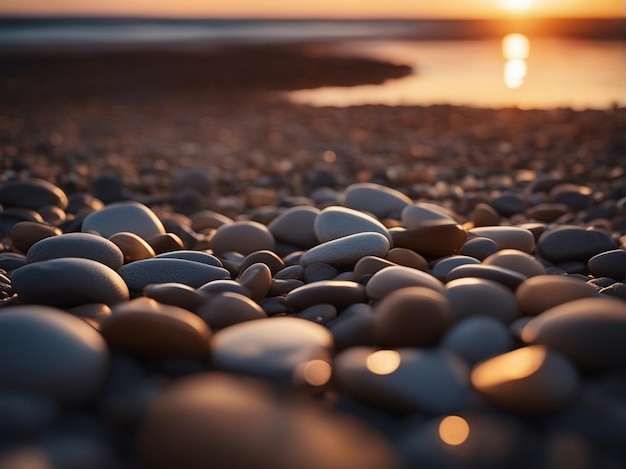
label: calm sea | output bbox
[1,17,623,109]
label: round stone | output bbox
[314,206,392,243]
[440,316,513,366]
[445,277,518,324]
[353,256,396,282]
[459,237,500,261]
[490,193,527,217]
[196,292,267,330]
[515,275,599,316]
[211,220,276,256]
[9,221,62,254]
[286,280,367,311]
[239,250,285,276]
[431,256,481,281]
[520,297,626,372]
[385,247,429,271]
[391,221,467,258]
[327,304,376,351]
[108,232,156,263]
[142,283,209,312]
[446,264,527,291]
[101,297,212,359]
[267,206,320,249]
[374,287,451,347]
[0,305,108,403]
[471,345,579,414]
[401,203,455,229]
[468,227,535,253]
[588,249,626,281]
[237,262,272,301]
[148,233,184,254]
[334,347,470,414]
[471,203,501,227]
[198,279,251,297]
[300,232,390,268]
[12,258,129,307]
[537,226,618,263]
[366,265,445,300]
[296,304,337,324]
[0,179,68,211]
[211,317,333,384]
[344,182,412,219]
[117,258,230,292]
[482,249,546,278]
[82,201,165,240]
[136,373,399,469]
[26,232,125,270]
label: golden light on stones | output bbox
[366,350,401,375]
[438,415,470,446]
[471,345,546,388]
[502,33,530,89]
[293,360,332,387]
[323,150,337,163]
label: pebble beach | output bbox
[0,42,625,469]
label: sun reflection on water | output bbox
[502,33,530,88]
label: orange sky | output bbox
[0,0,622,18]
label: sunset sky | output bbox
[0,0,622,19]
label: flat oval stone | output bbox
[366,265,444,300]
[148,232,184,254]
[12,258,129,307]
[0,179,68,210]
[520,297,626,372]
[142,283,209,311]
[198,279,251,297]
[334,347,470,414]
[240,250,285,275]
[353,256,396,282]
[447,264,527,291]
[391,220,466,258]
[490,193,527,216]
[211,220,276,256]
[431,256,481,281]
[108,232,156,263]
[117,258,230,292]
[267,206,320,249]
[314,206,392,243]
[136,373,399,469]
[468,227,535,253]
[155,250,223,267]
[441,316,513,366]
[588,249,626,281]
[236,262,272,301]
[527,203,571,222]
[286,280,367,311]
[459,237,500,261]
[515,275,599,316]
[471,203,501,227]
[300,232,390,268]
[537,226,618,263]
[9,221,62,254]
[82,201,165,240]
[385,247,429,271]
[102,297,212,359]
[196,292,267,330]
[374,287,451,347]
[471,345,579,414]
[303,262,339,282]
[296,303,337,324]
[0,305,108,403]
[327,303,376,351]
[483,249,546,277]
[401,203,455,230]
[189,209,234,231]
[445,277,518,324]
[212,317,333,383]
[344,182,412,219]
[26,232,125,270]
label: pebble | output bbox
[285,280,367,311]
[136,373,400,469]
[117,258,230,292]
[142,283,209,311]
[210,220,276,255]
[537,226,618,263]
[197,279,251,297]
[374,286,450,347]
[353,256,396,282]
[303,261,339,282]
[0,178,68,211]
[211,317,333,384]
[446,264,528,291]
[366,265,445,300]
[267,206,320,248]
[521,297,626,372]
[189,209,234,231]
[431,255,481,281]
[334,347,470,414]
[81,201,166,240]
[154,250,223,267]
[482,249,546,277]
[515,275,599,316]
[527,203,571,222]
[343,182,412,219]
[490,192,527,216]
[108,232,156,263]
[9,221,62,254]
[195,291,267,330]
[0,305,108,403]
[550,183,592,210]
[12,257,129,307]
[314,205,392,243]
[296,303,337,324]
[445,277,518,323]
[468,226,535,253]
[26,232,125,270]
[101,297,212,359]
[326,303,377,351]
[236,262,272,300]
[391,220,466,258]
[299,232,390,268]
[471,202,501,227]
[147,232,184,254]
[401,202,455,229]
[440,316,513,366]
[471,345,579,414]
[587,249,626,281]
[384,247,429,271]
[239,250,285,275]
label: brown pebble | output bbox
[148,233,185,254]
[385,247,429,271]
[286,280,367,311]
[353,256,396,282]
[196,292,267,330]
[483,249,546,277]
[237,262,272,301]
[9,221,62,254]
[391,220,466,258]
[239,250,285,275]
[109,232,156,263]
[211,221,276,256]
[515,275,599,316]
[472,203,501,227]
